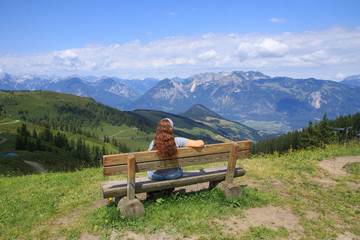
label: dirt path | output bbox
[0,119,19,125]
[108,128,137,138]
[319,155,360,177]
[23,160,46,174]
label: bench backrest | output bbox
[102,140,251,177]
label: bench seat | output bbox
[101,165,246,198]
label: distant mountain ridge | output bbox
[125,71,360,129]
[0,73,159,109]
[1,71,360,130]
[341,75,360,86]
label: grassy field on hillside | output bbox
[0,116,153,175]
[91,123,153,151]
[1,141,359,239]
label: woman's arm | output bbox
[186,139,204,147]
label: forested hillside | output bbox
[0,91,158,175]
[0,90,154,133]
[251,113,360,155]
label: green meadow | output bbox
[1,141,359,239]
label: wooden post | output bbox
[225,143,239,183]
[127,154,136,201]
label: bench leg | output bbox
[218,181,242,198]
[118,197,145,217]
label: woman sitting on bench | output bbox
[147,118,204,181]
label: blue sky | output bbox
[0,0,359,80]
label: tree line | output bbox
[14,124,111,169]
[251,113,360,155]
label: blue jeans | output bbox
[147,167,183,181]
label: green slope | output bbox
[180,104,270,142]
[0,91,158,175]
[0,91,155,132]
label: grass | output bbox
[0,141,359,239]
[344,162,360,175]
[0,117,152,175]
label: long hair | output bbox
[152,119,178,158]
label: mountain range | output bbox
[0,73,158,109]
[1,71,360,131]
[124,71,360,129]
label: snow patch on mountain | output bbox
[309,91,322,109]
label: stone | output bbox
[218,181,243,198]
[118,198,145,217]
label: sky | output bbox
[0,0,359,80]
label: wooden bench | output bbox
[100,140,251,217]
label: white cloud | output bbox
[0,26,359,80]
[198,49,217,60]
[257,38,288,57]
[336,73,346,81]
[269,18,286,23]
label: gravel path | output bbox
[23,160,47,174]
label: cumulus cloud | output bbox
[0,26,359,80]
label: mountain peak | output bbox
[231,71,271,80]
[341,75,360,86]
[182,104,223,119]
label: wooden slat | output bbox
[103,140,252,167]
[238,149,250,159]
[100,166,246,198]
[103,149,251,177]
[235,140,252,149]
[103,152,230,176]
[103,142,232,166]
[127,154,136,200]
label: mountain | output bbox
[120,78,159,96]
[125,71,360,129]
[124,78,194,112]
[341,75,360,86]
[2,71,360,131]
[181,104,223,119]
[0,73,158,109]
[179,104,268,142]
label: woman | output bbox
[148,118,204,181]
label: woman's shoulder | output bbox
[174,137,188,148]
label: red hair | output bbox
[152,119,178,158]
